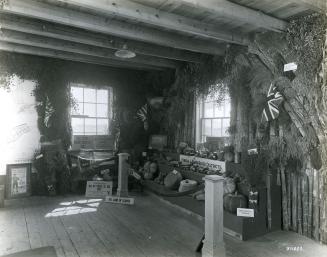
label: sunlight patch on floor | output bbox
[45,199,103,217]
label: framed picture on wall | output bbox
[6,163,31,199]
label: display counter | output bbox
[143,155,281,240]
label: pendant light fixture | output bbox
[114,44,136,59]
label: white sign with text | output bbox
[179,155,226,173]
[105,196,135,205]
[237,208,254,218]
[85,181,113,197]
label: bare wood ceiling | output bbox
[0,0,325,71]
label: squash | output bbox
[223,192,247,214]
[143,161,157,180]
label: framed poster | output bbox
[6,163,31,199]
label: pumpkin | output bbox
[143,161,151,172]
[223,177,236,195]
[144,171,154,180]
[143,161,158,180]
[223,192,247,214]
[164,170,182,190]
[149,162,158,174]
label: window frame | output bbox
[70,83,113,136]
[199,96,230,142]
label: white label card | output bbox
[284,62,297,72]
[237,208,254,217]
[105,196,135,205]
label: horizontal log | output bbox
[295,0,326,12]
[0,13,212,62]
[53,0,248,42]
[0,41,163,71]
[0,0,232,54]
[0,29,180,69]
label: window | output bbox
[71,84,112,135]
[199,94,230,142]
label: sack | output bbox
[223,177,236,195]
[164,170,182,190]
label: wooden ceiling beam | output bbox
[52,0,248,43]
[291,0,326,12]
[173,0,287,32]
[0,29,180,69]
[0,14,212,62]
[0,0,231,54]
[0,41,163,71]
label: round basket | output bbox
[178,179,197,192]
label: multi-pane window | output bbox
[200,95,230,142]
[71,84,112,135]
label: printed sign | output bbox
[11,167,28,195]
[105,196,135,205]
[179,155,225,173]
[284,62,297,72]
[237,208,254,218]
[85,181,113,197]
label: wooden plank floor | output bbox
[0,193,326,257]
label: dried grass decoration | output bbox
[242,151,268,211]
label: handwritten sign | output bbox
[237,208,254,218]
[179,155,225,173]
[105,196,135,205]
[85,181,113,197]
[284,62,297,72]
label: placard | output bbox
[284,62,297,72]
[105,196,135,205]
[237,208,254,218]
[85,181,113,197]
[179,155,225,173]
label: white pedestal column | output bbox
[117,153,129,197]
[202,175,225,257]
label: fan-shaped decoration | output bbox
[261,83,284,122]
[136,103,148,122]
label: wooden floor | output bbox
[0,193,326,257]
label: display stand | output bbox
[202,175,225,257]
[105,153,135,205]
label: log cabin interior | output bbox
[0,0,327,257]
